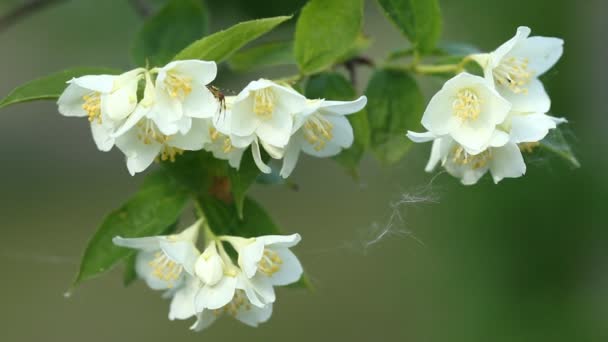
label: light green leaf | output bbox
[305,72,369,177]
[228,150,261,219]
[538,127,581,168]
[377,0,442,53]
[174,16,292,62]
[73,169,190,286]
[228,41,295,72]
[365,68,424,164]
[131,0,208,67]
[0,67,119,110]
[294,0,363,74]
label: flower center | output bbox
[136,119,183,162]
[148,251,183,286]
[209,127,234,153]
[165,73,193,100]
[493,56,533,94]
[258,249,283,276]
[252,88,275,119]
[451,146,492,170]
[214,290,251,317]
[452,89,481,122]
[303,114,334,151]
[82,92,102,123]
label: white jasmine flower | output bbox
[419,72,511,153]
[190,291,273,332]
[228,79,308,148]
[471,26,564,112]
[112,220,201,290]
[57,68,145,151]
[501,111,567,143]
[222,234,303,286]
[155,60,219,124]
[280,97,367,178]
[113,74,210,175]
[167,275,200,321]
[426,136,526,185]
[193,241,238,311]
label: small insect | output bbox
[207,85,227,120]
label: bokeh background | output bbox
[1,0,606,341]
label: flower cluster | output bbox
[57,60,367,176]
[407,26,566,185]
[112,220,303,330]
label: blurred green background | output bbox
[0,0,606,341]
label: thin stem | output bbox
[413,63,461,74]
[0,0,66,33]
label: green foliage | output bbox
[305,72,370,176]
[122,254,138,287]
[197,196,280,237]
[365,68,424,164]
[174,16,292,62]
[131,0,208,67]
[0,67,119,109]
[539,127,581,168]
[228,150,262,219]
[228,41,295,72]
[73,170,190,286]
[294,0,363,74]
[377,0,442,53]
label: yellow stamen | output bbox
[303,114,334,151]
[258,249,283,276]
[253,88,275,119]
[165,73,193,100]
[148,251,183,284]
[518,141,540,153]
[452,89,481,122]
[493,57,533,94]
[451,146,493,170]
[82,92,102,123]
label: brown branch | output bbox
[0,0,66,33]
[128,0,153,18]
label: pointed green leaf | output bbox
[228,41,295,72]
[73,169,190,286]
[305,72,369,176]
[365,68,424,164]
[377,0,442,53]
[174,16,292,62]
[538,127,581,168]
[0,67,120,110]
[131,0,208,67]
[294,0,363,74]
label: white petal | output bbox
[236,275,265,308]
[57,83,88,117]
[135,251,175,290]
[268,247,303,286]
[194,244,224,285]
[248,275,276,304]
[160,240,200,275]
[510,36,563,76]
[183,83,219,119]
[90,121,115,152]
[113,105,148,137]
[420,84,458,135]
[407,131,437,143]
[194,275,237,310]
[279,138,302,178]
[238,240,265,279]
[229,96,259,138]
[489,143,526,183]
[113,236,161,250]
[190,310,218,332]
[169,277,199,320]
[491,26,531,67]
[72,75,115,93]
[235,304,273,327]
[252,139,271,174]
[319,96,367,116]
[255,108,293,147]
[102,78,139,121]
[509,112,558,143]
[498,78,550,113]
[257,234,301,248]
[168,119,209,151]
[165,60,217,86]
[425,138,443,172]
[115,128,162,175]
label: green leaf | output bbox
[228,150,261,219]
[365,68,424,164]
[538,127,581,168]
[174,16,292,63]
[131,0,208,67]
[377,0,442,53]
[228,41,295,72]
[123,254,138,287]
[305,72,369,176]
[294,0,363,74]
[0,67,119,110]
[73,169,190,286]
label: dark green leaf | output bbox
[538,127,581,168]
[73,169,190,286]
[377,0,442,53]
[122,254,138,287]
[305,72,369,176]
[228,41,295,72]
[365,68,424,164]
[174,16,292,62]
[0,67,120,110]
[131,0,208,67]
[228,150,261,219]
[294,0,363,74]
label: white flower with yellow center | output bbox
[471,26,563,113]
[222,234,303,286]
[113,73,210,175]
[190,291,273,331]
[419,72,511,153]
[425,136,526,185]
[228,79,308,148]
[279,97,367,178]
[57,68,144,151]
[193,241,238,311]
[155,60,219,124]
[112,220,201,290]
